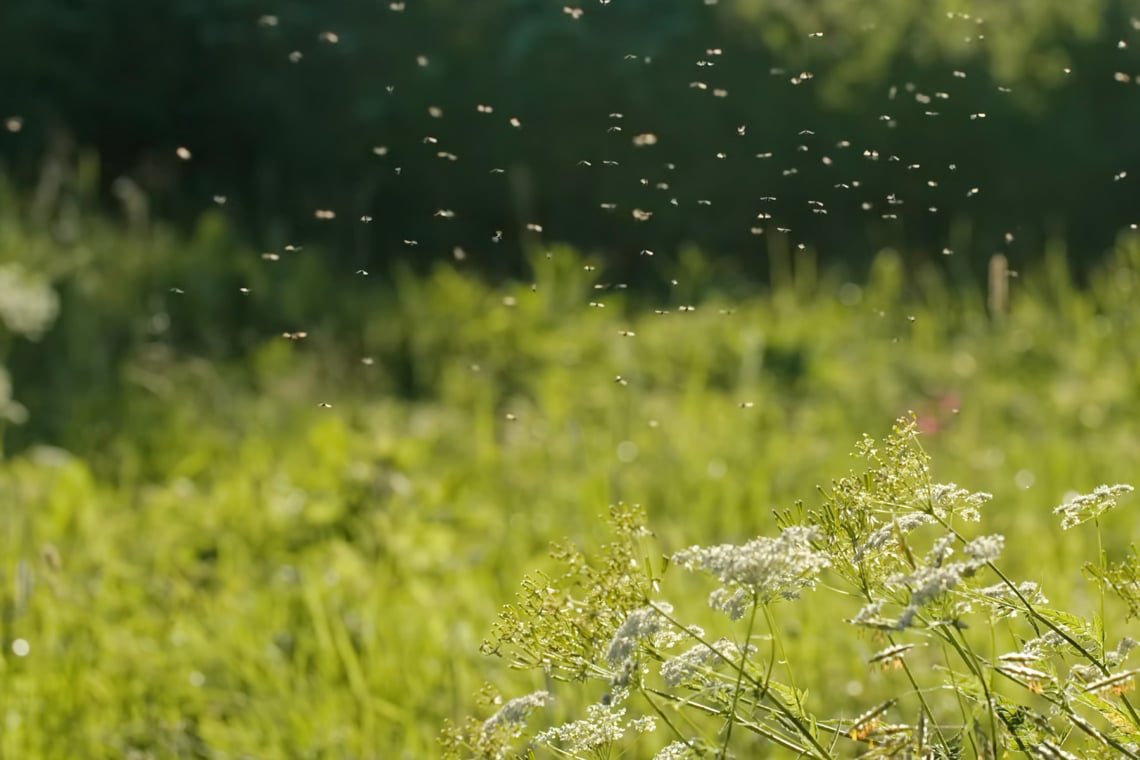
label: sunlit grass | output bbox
[3,234,1140,756]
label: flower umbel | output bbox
[536,701,656,754]
[481,690,553,741]
[606,603,674,668]
[673,526,831,615]
[1053,484,1134,530]
[880,533,1004,630]
[660,638,757,687]
[930,482,993,522]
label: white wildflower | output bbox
[707,587,752,621]
[887,532,1003,630]
[855,512,933,562]
[481,690,552,742]
[660,638,754,686]
[979,580,1045,603]
[650,624,696,651]
[893,565,965,630]
[927,534,956,566]
[868,643,917,666]
[962,534,1004,564]
[673,526,831,610]
[537,703,625,753]
[977,580,1047,618]
[930,483,992,521]
[850,600,895,629]
[655,740,699,760]
[1070,663,1100,683]
[629,716,657,734]
[997,663,1052,683]
[1082,669,1138,694]
[0,264,59,339]
[606,603,673,668]
[1054,484,1133,529]
[1108,637,1138,667]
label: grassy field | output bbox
[3,230,1140,757]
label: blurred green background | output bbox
[2,0,1139,283]
[2,1,1140,758]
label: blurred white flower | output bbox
[0,264,59,339]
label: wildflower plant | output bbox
[442,418,1140,759]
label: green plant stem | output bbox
[637,681,697,749]
[644,688,811,755]
[647,601,833,759]
[986,667,1140,759]
[1095,517,1107,653]
[944,621,999,758]
[892,639,953,749]
[762,603,808,718]
[853,565,950,750]
[722,596,759,754]
[941,644,980,757]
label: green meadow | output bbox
[3,204,1140,756]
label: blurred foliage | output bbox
[3,214,1140,755]
[1,0,1139,283]
[731,0,1104,100]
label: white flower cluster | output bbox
[480,690,553,744]
[536,703,656,753]
[673,526,831,616]
[654,740,700,760]
[606,603,673,668]
[849,599,893,629]
[976,580,1048,618]
[1108,637,1138,668]
[660,638,755,687]
[1053,484,1134,530]
[0,264,59,339]
[855,512,933,563]
[857,532,1005,630]
[929,483,992,522]
[962,534,1004,563]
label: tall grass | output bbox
[2,219,1140,756]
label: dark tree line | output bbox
[2,0,1139,285]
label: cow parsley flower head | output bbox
[856,512,933,562]
[883,532,1004,630]
[606,603,673,668]
[537,703,625,753]
[1053,484,1134,530]
[930,483,992,522]
[977,580,1047,618]
[851,599,895,630]
[537,702,656,754]
[672,526,831,615]
[893,565,967,630]
[1108,637,1138,667]
[660,638,756,686]
[655,740,704,760]
[481,690,553,744]
[963,534,1004,564]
